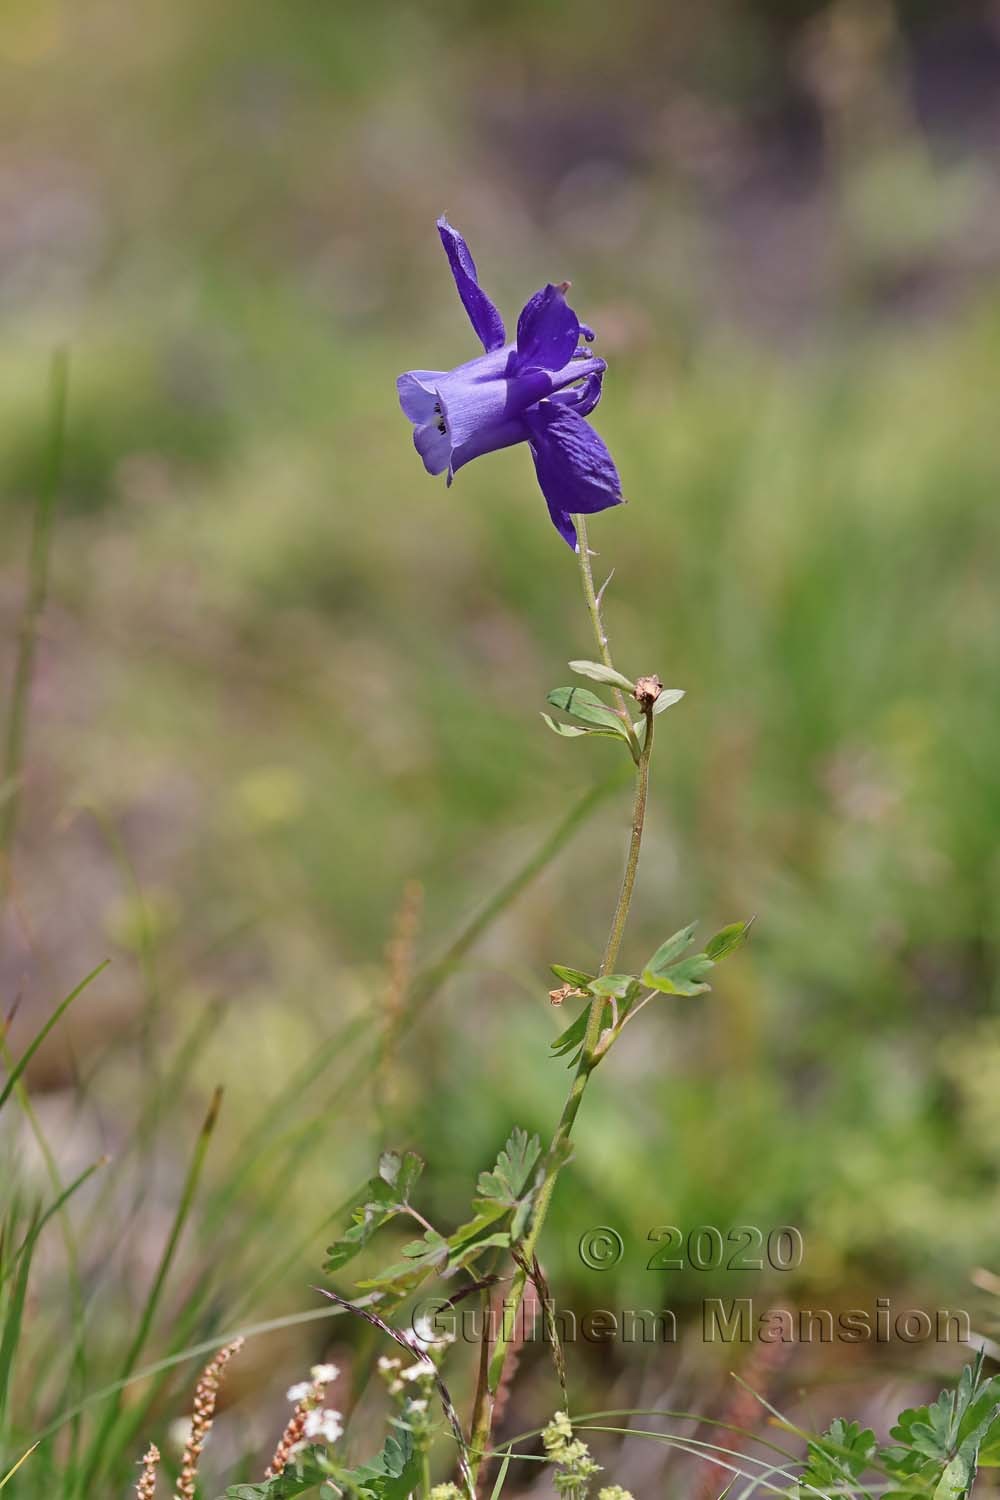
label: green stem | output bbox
[573,514,630,722]
[470,516,655,1482]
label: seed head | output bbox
[633,674,662,709]
[175,1338,244,1500]
[136,1443,161,1500]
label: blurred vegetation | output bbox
[1,0,1000,1493]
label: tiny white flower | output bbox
[409,1398,428,1413]
[389,1378,404,1394]
[303,1407,344,1444]
[378,1355,402,1372]
[286,1381,312,1403]
[310,1362,340,1385]
[401,1358,435,1382]
[411,1313,456,1351]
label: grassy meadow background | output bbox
[2,0,1000,1493]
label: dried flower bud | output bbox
[549,984,587,1006]
[633,674,662,708]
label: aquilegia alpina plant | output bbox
[134,220,997,1500]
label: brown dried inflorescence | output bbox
[633,674,663,708]
[135,1443,161,1499]
[548,983,587,1006]
[266,1365,339,1479]
[175,1338,244,1500]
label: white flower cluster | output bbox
[282,1360,343,1461]
[303,1408,344,1444]
[377,1351,435,1396]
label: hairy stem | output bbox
[470,516,655,1483]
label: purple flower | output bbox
[397,217,624,548]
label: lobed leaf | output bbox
[324,1150,425,1273]
[476,1126,541,1204]
[643,954,714,996]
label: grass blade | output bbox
[0,960,109,1116]
[77,1085,224,1490]
[0,1441,37,1488]
[0,348,69,876]
[489,1446,512,1498]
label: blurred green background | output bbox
[2,0,1000,1492]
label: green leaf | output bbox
[643,954,714,996]
[651,688,685,715]
[476,1127,541,1204]
[448,1230,513,1271]
[705,919,754,961]
[220,1451,331,1497]
[631,689,686,742]
[449,1200,510,1249]
[334,1426,420,1500]
[540,713,590,739]
[935,1454,972,1500]
[324,1151,425,1273]
[798,1418,877,1497]
[550,964,594,988]
[643,923,697,976]
[355,1228,448,1291]
[882,1358,1000,1498]
[550,1007,592,1060]
[567,660,635,691]
[588,974,640,1001]
[546,687,628,736]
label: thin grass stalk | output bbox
[0,349,69,890]
[77,1087,224,1493]
[31,1304,357,1454]
[0,1037,104,1469]
[0,961,110,1116]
